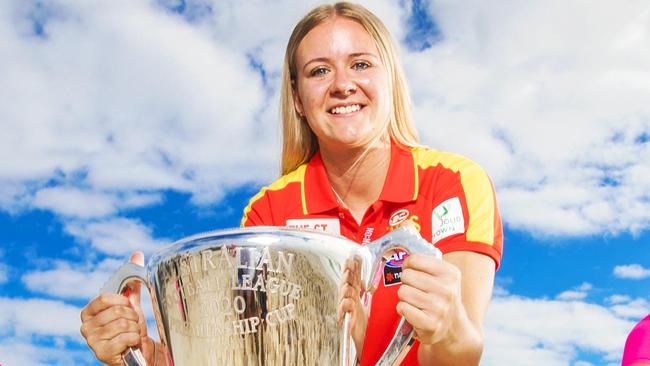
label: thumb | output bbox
[129,250,145,266]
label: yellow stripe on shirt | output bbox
[240,164,308,227]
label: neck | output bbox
[319,136,391,223]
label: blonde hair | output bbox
[280,2,419,175]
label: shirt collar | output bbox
[302,141,417,215]
[378,141,417,203]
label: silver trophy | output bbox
[101,226,441,366]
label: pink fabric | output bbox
[623,313,650,366]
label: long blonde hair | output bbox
[280,2,419,175]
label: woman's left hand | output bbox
[396,253,463,345]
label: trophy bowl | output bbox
[101,226,441,366]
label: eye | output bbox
[352,61,370,71]
[310,66,329,77]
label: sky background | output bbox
[1,0,649,365]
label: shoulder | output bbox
[411,145,488,177]
[240,164,308,227]
[409,145,503,267]
[408,145,494,199]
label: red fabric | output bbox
[241,142,503,365]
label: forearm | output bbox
[417,308,483,366]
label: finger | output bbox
[337,298,345,323]
[103,332,141,358]
[395,301,441,339]
[130,251,145,266]
[338,283,360,301]
[82,305,140,337]
[337,298,358,322]
[81,293,131,322]
[96,317,142,341]
[399,267,446,294]
[351,257,363,288]
[339,273,363,296]
[338,268,364,296]
[402,254,449,276]
[397,284,437,310]
[339,298,360,313]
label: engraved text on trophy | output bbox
[167,246,302,338]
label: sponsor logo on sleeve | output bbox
[431,197,465,244]
[286,218,341,235]
[384,250,408,286]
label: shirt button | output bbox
[339,213,345,219]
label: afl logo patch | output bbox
[384,250,408,286]
[389,209,410,227]
[385,250,408,268]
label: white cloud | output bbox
[119,192,162,210]
[0,0,273,212]
[408,0,650,236]
[0,338,94,366]
[610,298,650,319]
[0,0,412,214]
[1,0,647,238]
[492,285,509,297]
[607,294,632,305]
[22,256,161,343]
[483,295,635,365]
[556,282,592,301]
[577,283,593,292]
[22,258,122,300]
[614,264,650,280]
[0,297,83,339]
[33,187,117,218]
[556,290,588,301]
[0,1,649,365]
[64,217,171,256]
[32,186,163,218]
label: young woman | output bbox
[80,3,503,365]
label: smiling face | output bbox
[292,16,391,152]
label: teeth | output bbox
[331,104,361,115]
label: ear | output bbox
[292,81,305,117]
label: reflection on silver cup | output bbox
[101,226,441,366]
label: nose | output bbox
[331,69,357,97]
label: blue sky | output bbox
[1,0,649,365]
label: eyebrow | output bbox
[302,52,379,71]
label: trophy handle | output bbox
[364,225,442,366]
[100,261,149,366]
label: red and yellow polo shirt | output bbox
[241,141,503,365]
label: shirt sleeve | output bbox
[428,156,503,269]
[240,190,274,227]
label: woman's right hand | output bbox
[337,255,369,354]
[79,252,156,366]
